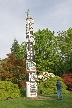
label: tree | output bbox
[34,28,61,75]
[0,54,26,84]
[20,42,26,60]
[11,38,20,59]
[10,38,26,60]
[57,28,72,74]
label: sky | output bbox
[0,0,72,59]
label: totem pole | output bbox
[25,10,37,97]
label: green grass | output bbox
[0,93,72,108]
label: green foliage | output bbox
[34,28,61,75]
[0,81,21,100]
[20,88,26,97]
[11,38,21,59]
[1,27,71,78]
[20,42,26,60]
[34,28,72,76]
[9,28,72,76]
[11,38,26,60]
[38,76,69,95]
[57,28,72,74]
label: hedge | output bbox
[0,81,21,100]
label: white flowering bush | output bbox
[37,72,69,95]
[37,72,55,82]
[38,76,69,95]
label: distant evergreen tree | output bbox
[11,38,26,60]
[11,38,20,59]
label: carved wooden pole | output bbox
[26,10,37,97]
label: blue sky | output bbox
[0,0,72,59]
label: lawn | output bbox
[0,93,72,108]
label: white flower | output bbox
[37,72,55,82]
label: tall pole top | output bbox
[25,9,30,17]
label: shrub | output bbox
[37,72,55,82]
[18,80,26,88]
[0,81,21,100]
[38,76,69,95]
[20,88,26,97]
[0,54,26,84]
[62,73,72,91]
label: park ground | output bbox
[0,92,72,108]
